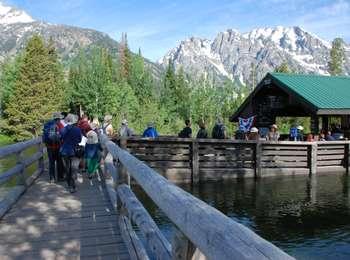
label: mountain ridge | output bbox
[0,1,162,77]
[160,26,350,84]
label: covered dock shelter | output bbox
[230,73,350,135]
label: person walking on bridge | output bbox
[85,130,102,179]
[60,114,82,193]
[43,112,64,183]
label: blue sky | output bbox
[4,0,350,61]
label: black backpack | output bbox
[212,124,225,139]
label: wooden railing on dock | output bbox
[115,137,350,182]
[0,138,45,218]
[101,135,294,260]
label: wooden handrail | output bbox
[0,137,46,219]
[0,138,41,159]
[100,134,294,260]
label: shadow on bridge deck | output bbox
[0,169,130,260]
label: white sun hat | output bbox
[87,130,98,144]
[66,114,78,125]
[250,127,259,133]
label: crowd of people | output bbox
[43,112,113,193]
[43,112,346,193]
[234,123,346,142]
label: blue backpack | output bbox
[43,120,60,144]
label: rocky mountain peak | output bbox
[160,26,350,85]
[0,1,34,24]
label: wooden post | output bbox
[310,115,319,134]
[308,143,317,175]
[172,228,206,260]
[255,142,262,178]
[15,151,26,188]
[119,138,129,185]
[322,116,329,132]
[191,141,199,184]
[344,143,350,174]
[37,141,44,175]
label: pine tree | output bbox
[0,54,23,114]
[2,35,64,140]
[129,48,154,102]
[119,33,132,82]
[175,67,191,119]
[275,62,291,73]
[328,38,345,76]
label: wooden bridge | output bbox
[4,135,349,259]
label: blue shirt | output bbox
[60,125,82,156]
[143,127,158,138]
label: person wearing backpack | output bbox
[60,114,82,193]
[43,112,64,183]
[212,118,227,139]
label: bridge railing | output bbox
[0,138,45,218]
[100,134,294,260]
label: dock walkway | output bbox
[0,171,130,260]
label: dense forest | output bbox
[0,35,345,142]
[0,35,249,141]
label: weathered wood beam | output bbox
[0,138,41,159]
[118,184,172,260]
[119,214,150,260]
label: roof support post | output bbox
[310,115,319,134]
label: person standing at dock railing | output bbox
[178,119,192,138]
[196,120,208,139]
[267,124,280,141]
[143,122,159,138]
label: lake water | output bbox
[133,173,350,260]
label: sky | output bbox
[4,0,350,61]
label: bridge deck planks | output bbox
[0,171,130,260]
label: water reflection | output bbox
[133,174,350,260]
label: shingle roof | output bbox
[271,73,350,109]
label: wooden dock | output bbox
[118,137,350,183]
[0,171,130,259]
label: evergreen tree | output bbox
[174,67,191,119]
[275,62,291,73]
[129,49,155,103]
[162,60,177,108]
[248,62,257,90]
[119,33,132,82]
[1,35,65,140]
[67,47,117,117]
[0,54,23,113]
[328,38,345,76]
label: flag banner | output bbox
[238,116,256,133]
